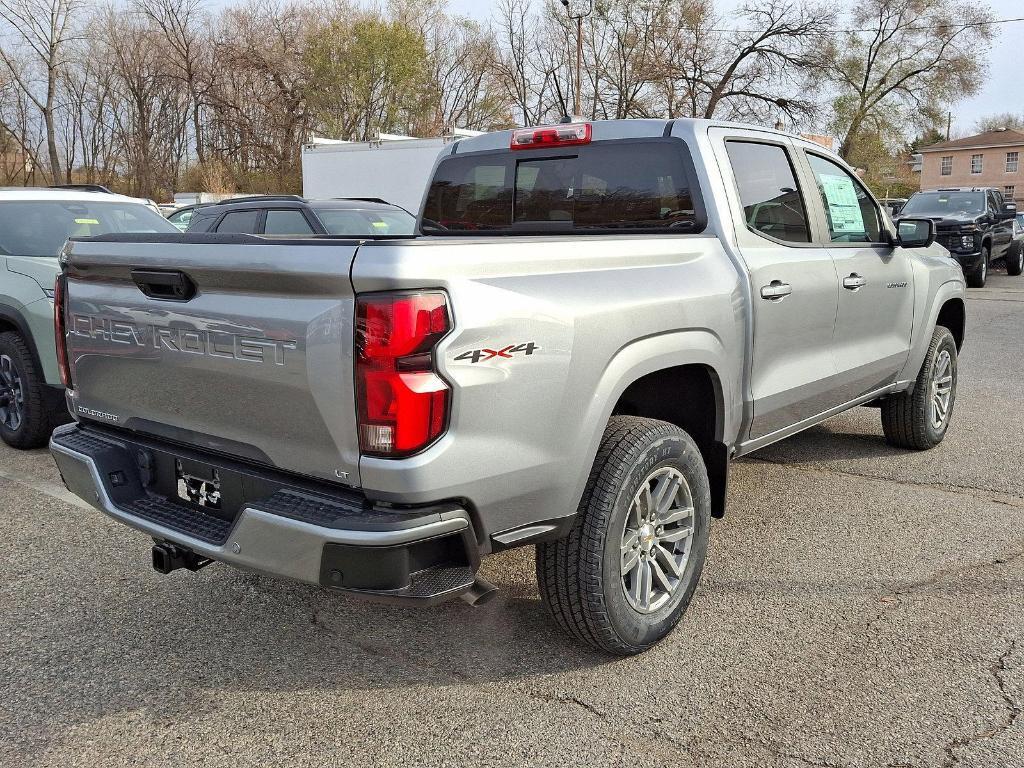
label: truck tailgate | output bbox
[62,236,363,487]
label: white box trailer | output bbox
[300,132,482,213]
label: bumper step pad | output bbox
[344,565,476,604]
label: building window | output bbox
[1006,185,1016,199]
[940,156,952,175]
[971,154,983,174]
[1007,152,1019,173]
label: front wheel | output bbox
[536,416,710,655]
[880,326,958,450]
[966,247,988,288]
[1006,243,1023,277]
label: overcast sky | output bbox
[443,0,1022,137]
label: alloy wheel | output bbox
[0,354,24,432]
[620,466,695,614]
[930,349,954,430]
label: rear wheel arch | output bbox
[611,363,729,518]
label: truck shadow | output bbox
[749,422,911,464]
[6,554,621,745]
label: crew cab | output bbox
[50,120,966,655]
[899,187,1018,287]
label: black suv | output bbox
[186,195,416,238]
[898,187,1018,287]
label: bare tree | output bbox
[649,0,835,123]
[828,0,996,159]
[492,0,566,126]
[974,113,1024,134]
[0,0,83,181]
[134,0,213,163]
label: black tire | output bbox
[965,246,989,288]
[536,416,710,655]
[0,332,57,449]
[880,326,958,450]
[1006,242,1023,277]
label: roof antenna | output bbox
[559,114,573,124]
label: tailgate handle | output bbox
[131,269,196,301]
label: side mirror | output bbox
[895,217,935,249]
[999,202,1018,221]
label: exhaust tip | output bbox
[460,576,499,607]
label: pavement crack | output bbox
[942,639,1022,766]
[896,545,1024,595]
[529,690,606,719]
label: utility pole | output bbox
[560,0,593,119]
[946,112,951,141]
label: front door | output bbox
[988,190,1013,259]
[715,133,840,440]
[801,151,914,401]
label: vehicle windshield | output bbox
[0,200,177,257]
[901,192,986,217]
[314,207,415,236]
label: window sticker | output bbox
[75,218,99,225]
[819,173,865,235]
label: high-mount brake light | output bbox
[53,274,72,389]
[510,123,592,150]
[355,292,451,457]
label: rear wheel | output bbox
[0,332,56,449]
[536,416,710,655]
[1006,243,1023,277]
[966,247,989,288]
[880,326,957,450]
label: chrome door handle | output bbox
[843,274,867,290]
[760,280,792,300]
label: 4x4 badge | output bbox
[454,342,539,364]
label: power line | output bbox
[601,14,1024,36]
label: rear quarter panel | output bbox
[352,234,744,545]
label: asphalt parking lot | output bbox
[1,274,1022,768]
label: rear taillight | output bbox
[511,122,591,150]
[53,274,72,389]
[355,292,451,457]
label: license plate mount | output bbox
[175,458,223,510]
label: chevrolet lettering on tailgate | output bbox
[70,314,297,366]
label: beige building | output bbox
[918,128,1024,205]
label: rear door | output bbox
[713,129,841,440]
[214,208,263,234]
[64,238,363,486]
[263,208,319,236]
[800,151,914,400]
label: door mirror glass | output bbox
[896,218,934,248]
[1000,201,1018,221]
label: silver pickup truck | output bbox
[50,119,966,655]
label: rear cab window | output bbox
[422,138,705,234]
